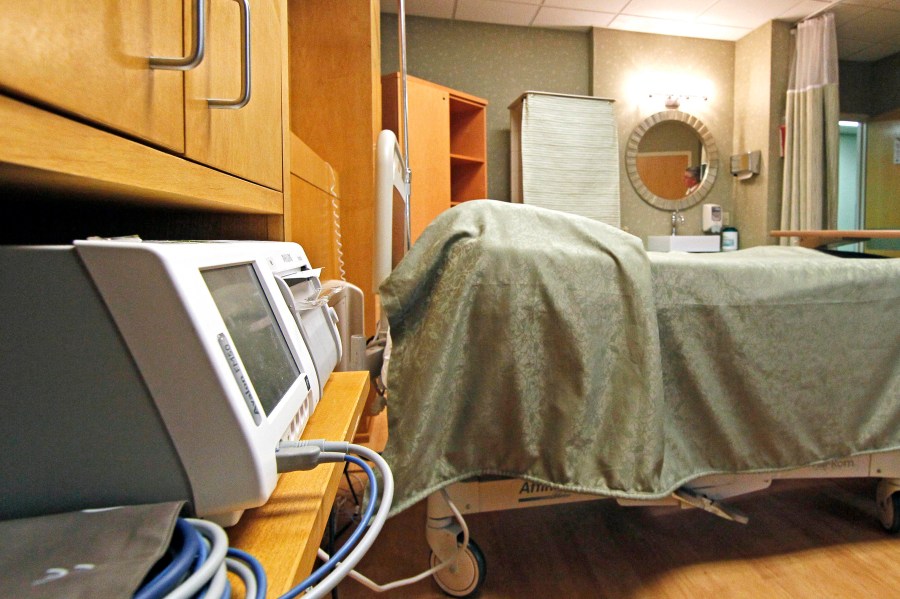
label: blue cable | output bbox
[138,453,380,599]
[279,454,377,599]
[134,518,201,599]
[227,547,268,599]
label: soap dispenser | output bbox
[702,204,722,234]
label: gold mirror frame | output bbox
[625,110,719,211]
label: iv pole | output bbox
[398,0,412,251]
[363,0,413,402]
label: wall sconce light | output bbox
[648,93,709,109]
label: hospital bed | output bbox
[371,134,900,598]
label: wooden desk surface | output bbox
[227,371,370,597]
[770,229,900,249]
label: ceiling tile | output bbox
[698,0,800,28]
[608,14,751,40]
[456,0,540,25]
[533,7,618,27]
[382,0,895,62]
[382,0,457,18]
[543,0,630,11]
[776,0,834,21]
[830,2,874,26]
[837,7,900,40]
[839,0,892,7]
[836,36,877,56]
[846,40,900,59]
[619,0,715,21]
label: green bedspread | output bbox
[379,201,900,516]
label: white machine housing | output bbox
[0,240,341,525]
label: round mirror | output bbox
[625,110,718,210]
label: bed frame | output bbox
[424,454,900,596]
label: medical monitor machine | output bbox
[0,239,341,526]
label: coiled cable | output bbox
[134,441,392,599]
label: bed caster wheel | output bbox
[877,487,900,533]
[430,538,486,597]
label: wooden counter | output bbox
[770,229,900,249]
[227,371,370,597]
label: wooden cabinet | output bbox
[289,0,382,335]
[382,73,450,243]
[185,0,283,189]
[0,1,186,152]
[289,134,344,282]
[0,0,284,192]
[382,73,487,242]
[449,92,489,204]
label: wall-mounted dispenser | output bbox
[702,204,722,234]
[731,150,761,180]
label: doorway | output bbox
[837,120,864,231]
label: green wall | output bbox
[381,15,592,201]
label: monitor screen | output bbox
[202,264,300,415]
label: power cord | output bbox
[280,454,377,598]
[133,441,392,599]
[316,488,470,593]
[279,443,394,599]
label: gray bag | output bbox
[0,502,184,598]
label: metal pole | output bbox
[398,0,412,251]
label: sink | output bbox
[647,235,720,253]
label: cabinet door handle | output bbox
[208,0,251,109]
[149,0,206,70]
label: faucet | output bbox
[671,210,685,235]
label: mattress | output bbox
[379,200,900,516]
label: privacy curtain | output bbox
[780,12,840,243]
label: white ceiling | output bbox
[383,0,900,62]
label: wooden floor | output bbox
[329,478,900,598]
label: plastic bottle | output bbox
[721,227,739,252]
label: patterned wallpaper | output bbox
[381,16,793,247]
[733,21,792,249]
[381,15,591,202]
[592,28,736,242]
